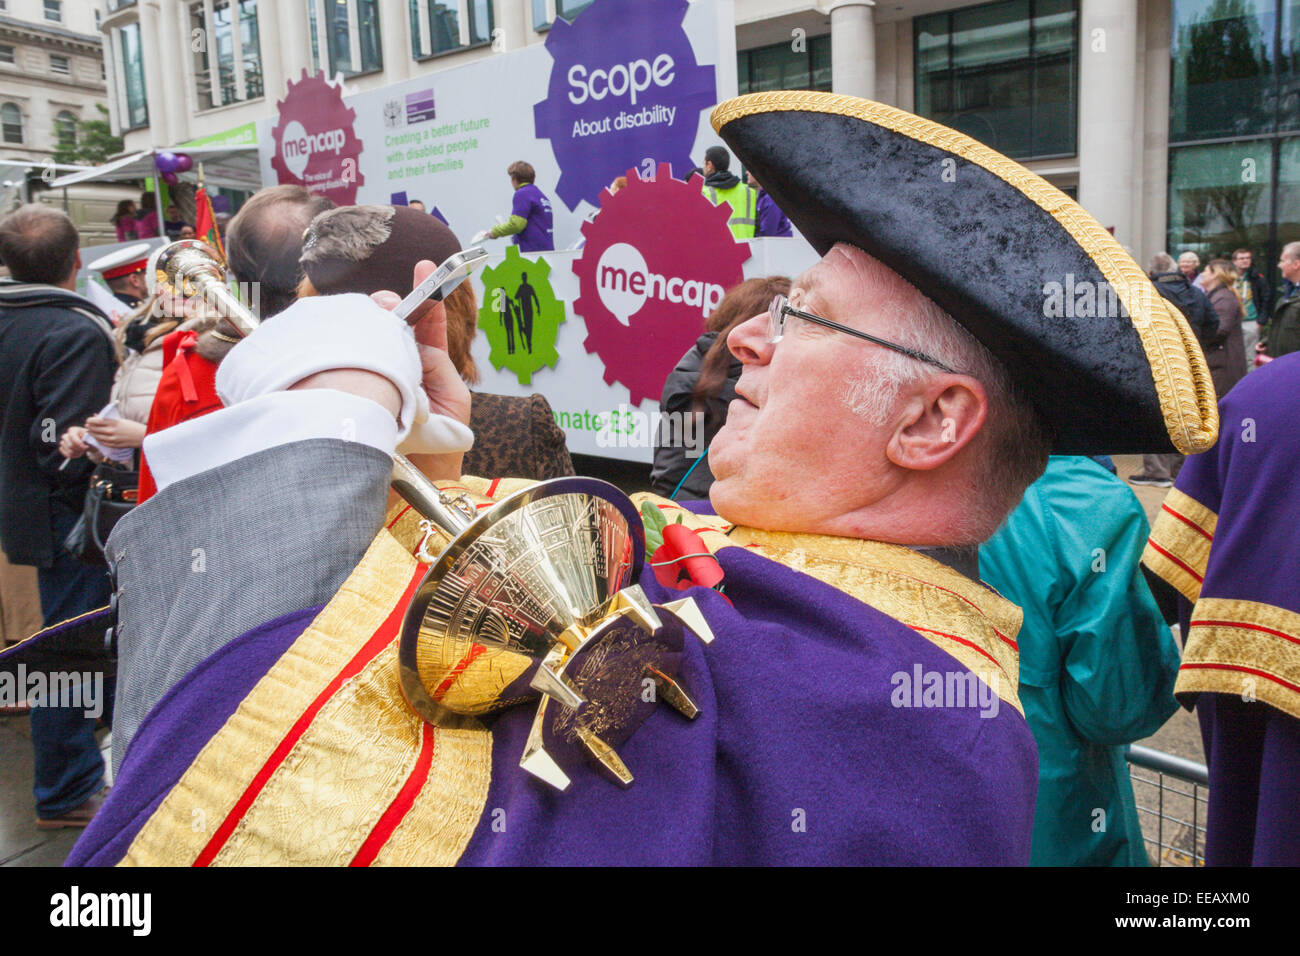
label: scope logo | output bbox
[595,243,725,325]
[533,0,715,211]
[573,163,749,405]
[270,70,365,205]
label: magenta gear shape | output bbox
[572,163,750,405]
[270,70,365,205]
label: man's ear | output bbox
[886,376,988,471]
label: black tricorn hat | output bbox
[712,92,1218,456]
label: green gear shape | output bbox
[477,245,566,385]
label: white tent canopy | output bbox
[48,144,261,191]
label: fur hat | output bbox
[300,205,463,298]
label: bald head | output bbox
[0,205,79,287]
[226,185,335,319]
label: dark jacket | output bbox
[464,392,574,481]
[0,281,116,567]
[1150,271,1218,342]
[1203,283,1246,399]
[650,332,740,501]
[1262,285,1300,360]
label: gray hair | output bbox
[834,250,1049,543]
[1149,252,1176,274]
[1283,241,1300,261]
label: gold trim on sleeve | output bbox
[1176,596,1300,721]
[1142,487,1217,603]
[121,531,491,866]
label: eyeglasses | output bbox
[767,294,959,374]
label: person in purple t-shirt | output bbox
[747,171,793,238]
[473,161,554,253]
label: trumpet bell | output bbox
[398,477,646,726]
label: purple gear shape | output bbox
[270,70,365,205]
[572,162,750,405]
[533,0,716,211]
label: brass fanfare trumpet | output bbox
[149,240,713,791]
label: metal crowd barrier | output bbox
[1126,744,1210,866]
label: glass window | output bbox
[311,0,382,75]
[1170,0,1284,142]
[532,0,593,30]
[0,45,13,65]
[410,0,494,58]
[357,0,382,71]
[1,103,22,144]
[240,0,263,99]
[1169,135,1300,291]
[1168,140,1273,258]
[118,22,148,129]
[192,1,263,110]
[1276,136,1300,259]
[915,0,1077,160]
[737,35,832,95]
[55,110,76,147]
[44,0,61,22]
[50,54,70,75]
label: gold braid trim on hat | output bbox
[711,92,1219,456]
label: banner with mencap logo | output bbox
[255,0,820,462]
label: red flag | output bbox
[194,187,226,265]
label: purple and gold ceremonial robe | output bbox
[1143,353,1300,866]
[70,479,1036,866]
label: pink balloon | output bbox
[174,154,193,173]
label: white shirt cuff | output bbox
[143,390,398,495]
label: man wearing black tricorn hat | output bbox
[55,92,1217,866]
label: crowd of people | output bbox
[1129,242,1300,489]
[111,191,199,243]
[0,93,1293,867]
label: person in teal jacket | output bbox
[979,455,1180,866]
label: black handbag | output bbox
[64,463,139,564]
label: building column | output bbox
[100,25,123,136]
[278,0,314,81]
[139,1,172,145]
[499,0,530,51]
[1078,0,1139,245]
[829,0,876,100]
[381,0,411,83]
[256,0,287,103]
[158,0,189,144]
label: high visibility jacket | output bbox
[703,181,758,239]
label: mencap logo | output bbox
[533,0,715,211]
[572,163,749,405]
[270,70,365,205]
[595,242,725,324]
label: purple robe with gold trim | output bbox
[70,482,1036,866]
[1143,353,1300,866]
